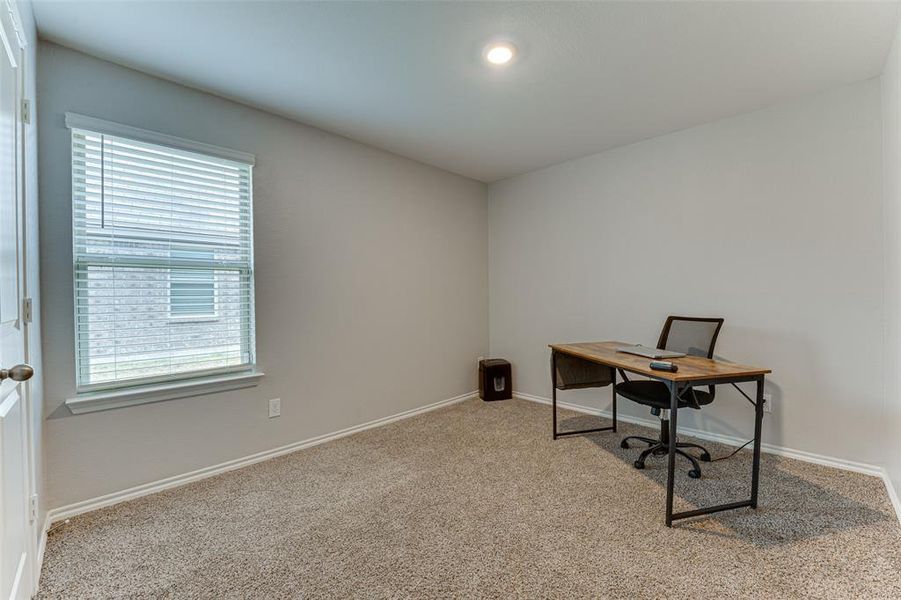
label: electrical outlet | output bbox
[268,398,281,418]
[762,393,773,413]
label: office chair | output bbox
[617,316,724,478]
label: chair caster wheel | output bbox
[620,440,630,449]
[688,469,701,479]
[700,453,711,462]
[633,461,645,470]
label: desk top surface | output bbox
[549,341,771,382]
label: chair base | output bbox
[620,418,711,478]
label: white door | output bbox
[0,5,33,599]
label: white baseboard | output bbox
[37,516,48,564]
[515,391,885,476]
[37,387,901,572]
[34,513,50,593]
[46,391,477,524]
[517,391,901,524]
[882,469,901,526]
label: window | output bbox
[169,249,217,319]
[69,115,256,391]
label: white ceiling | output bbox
[33,1,901,182]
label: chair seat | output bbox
[615,380,713,410]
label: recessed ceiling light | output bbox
[484,42,516,66]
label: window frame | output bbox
[67,113,258,397]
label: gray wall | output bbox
[882,21,901,503]
[39,42,488,509]
[489,79,884,466]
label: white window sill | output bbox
[65,370,265,415]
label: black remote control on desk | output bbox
[649,361,678,372]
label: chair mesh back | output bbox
[660,318,722,358]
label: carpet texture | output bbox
[38,398,901,598]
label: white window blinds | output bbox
[70,118,256,391]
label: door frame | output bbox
[0,2,37,597]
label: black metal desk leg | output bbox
[552,350,558,440]
[665,380,678,527]
[611,368,617,432]
[668,374,767,525]
[750,375,765,508]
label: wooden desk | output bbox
[549,341,772,526]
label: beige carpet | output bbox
[38,398,901,599]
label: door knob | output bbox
[0,364,34,382]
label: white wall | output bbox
[489,79,884,466]
[38,42,488,509]
[882,21,901,503]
